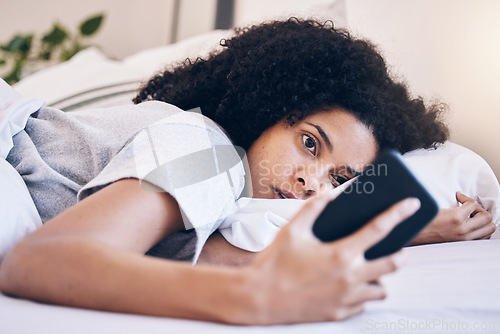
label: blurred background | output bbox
[1,0,499,180]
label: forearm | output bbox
[409,229,442,245]
[197,232,256,266]
[0,235,254,323]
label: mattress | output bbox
[1,238,499,334]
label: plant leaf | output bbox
[3,58,25,84]
[61,42,85,61]
[79,14,104,36]
[42,24,68,46]
[8,35,33,54]
[3,70,21,84]
[39,50,52,60]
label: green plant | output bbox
[0,14,105,84]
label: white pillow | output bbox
[12,29,231,110]
[0,79,44,262]
[402,142,500,224]
[0,79,45,159]
[0,159,42,262]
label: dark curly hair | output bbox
[134,18,448,153]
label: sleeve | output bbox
[78,111,246,263]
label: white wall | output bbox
[176,0,218,42]
[343,0,500,181]
[234,0,347,27]
[0,0,215,60]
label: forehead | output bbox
[302,109,361,128]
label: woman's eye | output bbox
[302,134,317,155]
[329,174,350,188]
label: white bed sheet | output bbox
[1,239,499,334]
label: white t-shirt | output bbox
[7,101,246,263]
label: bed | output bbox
[1,239,499,333]
[1,6,500,333]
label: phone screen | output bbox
[312,150,438,259]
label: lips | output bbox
[272,187,298,199]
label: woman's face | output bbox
[246,109,378,199]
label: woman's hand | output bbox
[239,193,420,325]
[411,192,496,245]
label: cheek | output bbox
[270,145,301,169]
[251,146,300,180]
[247,127,303,180]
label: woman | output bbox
[0,18,494,325]
[134,18,494,257]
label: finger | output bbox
[456,191,474,204]
[327,304,365,321]
[461,210,493,233]
[470,203,489,217]
[342,198,421,253]
[454,192,482,221]
[471,209,493,226]
[361,250,408,282]
[456,191,480,212]
[466,222,497,240]
[481,235,492,240]
[343,283,387,306]
[287,190,337,230]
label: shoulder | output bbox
[143,104,231,143]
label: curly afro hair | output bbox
[134,18,448,153]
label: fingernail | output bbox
[406,197,421,211]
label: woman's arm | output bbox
[197,231,256,266]
[0,179,248,321]
[0,179,419,325]
[411,192,496,245]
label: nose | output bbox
[294,166,332,198]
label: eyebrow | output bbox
[306,122,333,152]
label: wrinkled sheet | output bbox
[1,239,499,334]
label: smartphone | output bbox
[312,150,438,260]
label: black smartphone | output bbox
[312,150,439,260]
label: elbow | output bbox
[0,239,39,297]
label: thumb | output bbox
[287,191,336,231]
[456,191,473,205]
